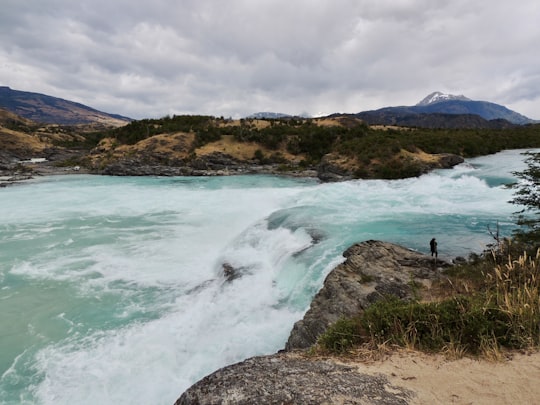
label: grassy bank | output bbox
[316,244,540,359]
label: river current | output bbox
[0,149,534,404]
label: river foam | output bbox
[0,149,535,404]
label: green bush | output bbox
[317,317,363,353]
[361,295,511,354]
[254,149,265,162]
[193,128,222,147]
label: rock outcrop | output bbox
[176,240,451,404]
[435,153,465,169]
[100,152,319,178]
[316,153,355,182]
[286,240,449,350]
[175,353,413,405]
[316,152,464,182]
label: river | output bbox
[0,149,533,404]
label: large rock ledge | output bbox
[176,241,451,404]
[286,240,449,350]
[175,353,413,405]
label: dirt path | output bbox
[356,350,540,404]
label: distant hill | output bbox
[351,109,517,129]
[0,107,36,130]
[0,86,131,127]
[349,92,536,128]
[246,112,293,119]
[414,91,534,125]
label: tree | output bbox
[511,152,540,245]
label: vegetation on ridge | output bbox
[3,107,540,179]
[86,114,540,179]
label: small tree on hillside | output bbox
[511,151,540,246]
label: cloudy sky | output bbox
[1,0,539,119]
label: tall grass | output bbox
[485,250,540,348]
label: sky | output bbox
[1,0,539,120]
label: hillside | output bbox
[88,115,471,180]
[0,108,94,184]
[353,109,517,129]
[0,86,131,127]
[3,102,540,184]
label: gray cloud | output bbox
[1,0,539,119]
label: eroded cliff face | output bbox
[176,241,451,404]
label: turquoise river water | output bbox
[0,149,535,404]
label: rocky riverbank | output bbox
[175,241,540,404]
[0,148,464,187]
[284,241,450,351]
[174,241,451,404]
[0,150,91,187]
[98,151,320,179]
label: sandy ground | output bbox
[357,350,540,404]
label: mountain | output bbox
[352,109,516,129]
[246,112,293,119]
[414,91,533,125]
[416,91,471,105]
[350,92,535,128]
[0,86,131,127]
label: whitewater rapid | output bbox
[0,149,533,404]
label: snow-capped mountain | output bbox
[352,91,536,127]
[246,111,314,119]
[417,91,470,106]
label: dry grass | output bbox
[217,119,272,130]
[196,135,299,160]
[399,149,440,164]
[485,250,540,348]
[370,125,414,131]
[314,118,345,127]
[308,341,398,364]
[97,132,195,160]
[95,131,303,163]
[0,127,50,153]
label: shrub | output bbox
[317,317,363,353]
[193,128,222,147]
[254,149,265,162]
[361,295,509,354]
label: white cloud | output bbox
[0,0,539,119]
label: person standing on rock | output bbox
[430,238,438,258]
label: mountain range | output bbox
[347,91,536,128]
[246,112,292,119]
[0,86,536,129]
[0,86,131,127]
